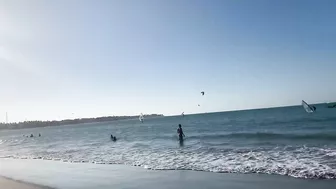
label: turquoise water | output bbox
[1,105,336,179]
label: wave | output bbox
[185,132,336,141]
[127,132,336,142]
[238,116,336,130]
[2,146,336,179]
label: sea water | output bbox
[1,105,336,179]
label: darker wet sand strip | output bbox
[0,176,53,189]
[1,158,336,189]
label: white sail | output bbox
[302,100,315,113]
[139,113,144,122]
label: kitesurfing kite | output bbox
[198,91,205,107]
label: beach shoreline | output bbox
[1,158,336,189]
[0,176,53,189]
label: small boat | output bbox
[326,102,336,108]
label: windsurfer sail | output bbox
[302,100,316,113]
[139,113,144,122]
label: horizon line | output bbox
[2,101,333,123]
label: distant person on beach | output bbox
[177,124,185,141]
[39,133,41,137]
[30,134,33,137]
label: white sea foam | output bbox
[1,145,335,179]
[1,108,336,179]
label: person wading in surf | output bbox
[177,124,185,141]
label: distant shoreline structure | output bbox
[0,114,164,130]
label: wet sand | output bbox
[1,158,335,189]
[0,176,52,189]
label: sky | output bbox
[0,0,336,122]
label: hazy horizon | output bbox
[2,101,331,123]
[1,0,336,122]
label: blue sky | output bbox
[0,0,335,122]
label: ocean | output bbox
[1,105,336,180]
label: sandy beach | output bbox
[0,176,51,189]
[1,158,335,189]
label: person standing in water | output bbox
[111,134,117,142]
[177,124,185,141]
